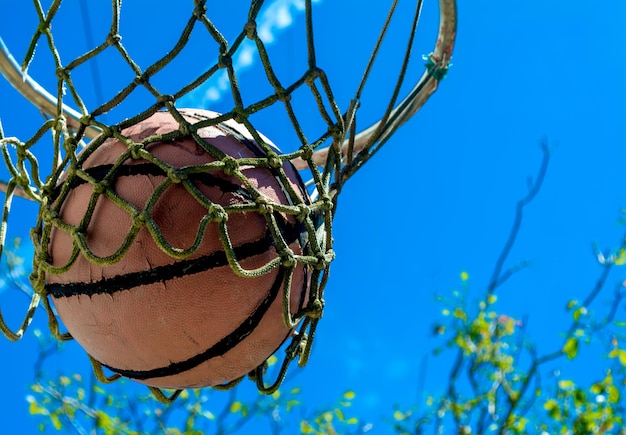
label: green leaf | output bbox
[335,408,345,421]
[27,398,49,417]
[609,348,626,366]
[229,401,242,413]
[393,410,407,421]
[573,306,587,321]
[31,384,44,393]
[543,399,560,419]
[607,385,620,403]
[590,382,603,395]
[50,413,62,430]
[563,337,579,359]
[321,411,333,423]
[453,307,467,321]
[95,411,113,430]
[300,421,314,434]
[573,388,586,406]
[286,399,300,412]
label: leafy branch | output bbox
[393,142,626,434]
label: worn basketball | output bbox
[45,109,310,389]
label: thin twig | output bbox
[487,142,550,296]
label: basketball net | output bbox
[0,0,456,401]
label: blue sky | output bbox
[0,0,625,433]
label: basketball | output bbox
[45,109,310,389]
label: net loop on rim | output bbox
[0,0,456,399]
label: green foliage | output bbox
[540,370,624,434]
[27,344,369,435]
[390,254,626,434]
[300,390,363,435]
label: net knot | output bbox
[299,144,314,161]
[231,108,248,124]
[167,168,187,183]
[40,184,54,201]
[255,197,273,215]
[321,193,333,210]
[280,250,296,268]
[34,249,51,267]
[314,253,327,270]
[209,205,228,223]
[275,87,291,103]
[93,181,109,195]
[306,298,324,319]
[158,94,175,106]
[218,53,232,69]
[14,144,28,160]
[328,123,343,139]
[99,124,118,139]
[36,23,50,37]
[133,210,149,227]
[42,208,58,222]
[55,67,70,82]
[244,20,257,39]
[129,142,145,160]
[192,3,207,20]
[52,116,67,133]
[133,74,149,86]
[296,204,310,222]
[79,114,93,127]
[286,334,305,360]
[266,153,282,169]
[221,155,239,176]
[304,68,322,86]
[106,33,122,46]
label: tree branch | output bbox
[487,142,550,297]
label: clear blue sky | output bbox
[0,1,624,433]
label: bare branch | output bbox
[487,142,550,297]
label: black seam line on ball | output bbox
[101,267,287,381]
[50,163,253,203]
[46,214,305,298]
